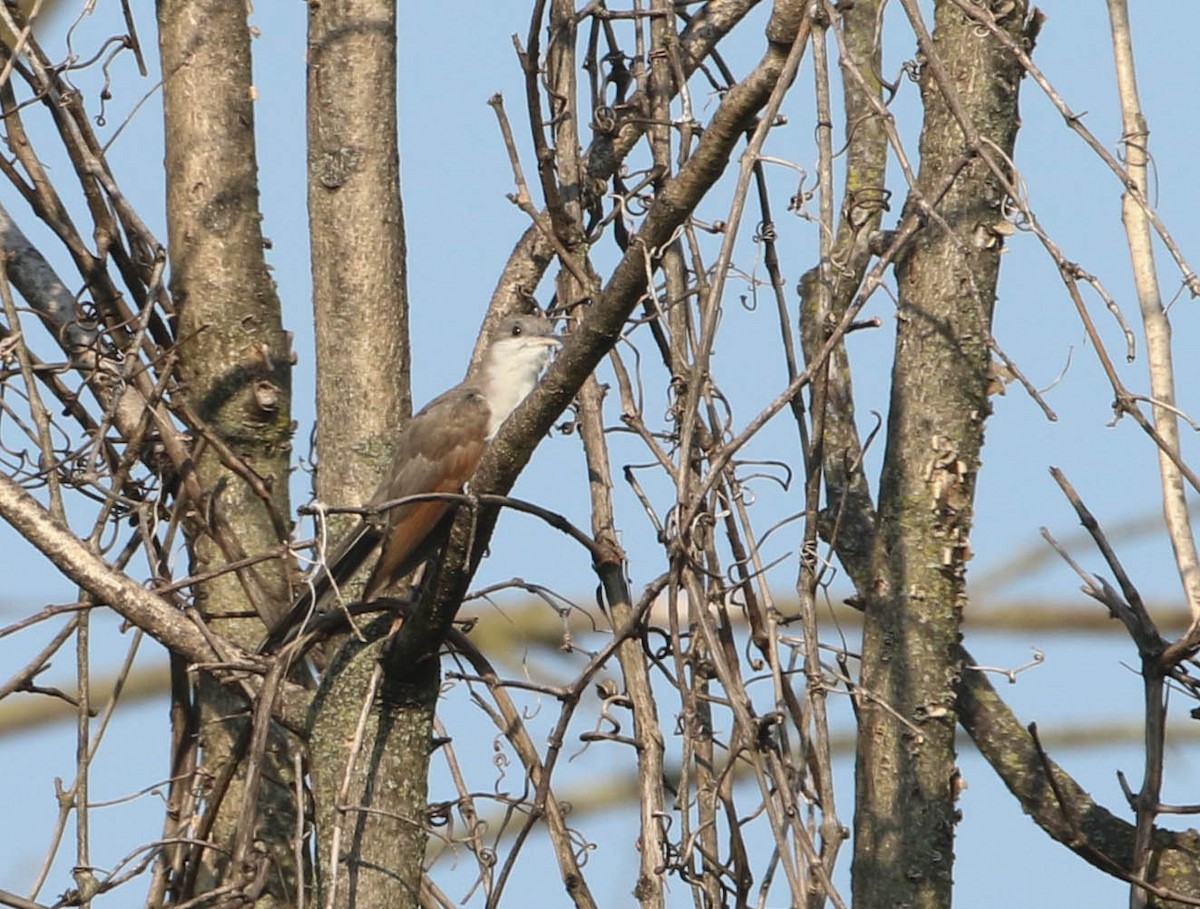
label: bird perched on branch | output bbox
[261,312,561,653]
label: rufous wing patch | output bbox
[361,390,490,599]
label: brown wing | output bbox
[259,385,489,653]
[361,387,489,599]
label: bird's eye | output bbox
[511,324,523,336]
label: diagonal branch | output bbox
[0,469,309,732]
[387,0,812,674]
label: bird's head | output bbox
[479,313,562,435]
[484,313,561,377]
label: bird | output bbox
[261,312,561,653]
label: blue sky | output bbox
[2,2,1199,905]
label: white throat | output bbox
[480,337,556,437]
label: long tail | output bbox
[258,519,383,653]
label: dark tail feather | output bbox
[259,519,383,653]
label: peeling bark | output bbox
[852,3,1030,907]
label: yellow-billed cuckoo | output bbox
[261,313,560,652]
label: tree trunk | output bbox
[852,3,1030,907]
[305,1,427,905]
[158,0,296,900]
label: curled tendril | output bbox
[426,802,453,828]
[590,104,617,134]
[754,220,777,244]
